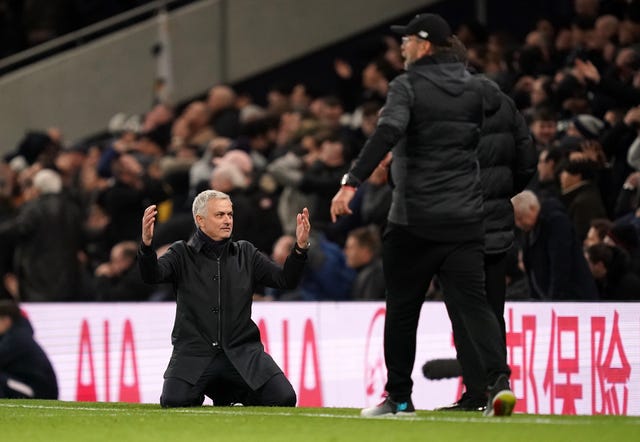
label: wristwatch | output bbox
[294,241,311,253]
[340,173,360,188]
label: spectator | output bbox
[604,222,640,272]
[528,146,565,198]
[299,134,351,235]
[558,159,607,240]
[566,114,606,140]
[585,243,640,300]
[206,85,241,139]
[615,171,640,217]
[262,232,355,302]
[584,217,614,249]
[170,101,215,151]
[0,300,58,399]
[92,241,154,302]
[0,169,84,302]
[267,129,322,236]
[97,153,168,246]
[260,235,298,301]
[512,190,598,300]
[298,231,356,301]
[344,225,385,300]
[528,107,559,151]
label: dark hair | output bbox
[559,159,599,181]
[241,115,280,138]
[572,16,596,31]
[586,243,613,267]
[531,106,558,123]
[590,218,613,241]
[369,57,398,82]
[0,300,21,322]
[348,225,382,256]
[541,146,567,164]
[361,101,383,118]
[320,95,344,109]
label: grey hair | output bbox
[191,189,230,222]
[32,169,62,194]
[511,190,540,213]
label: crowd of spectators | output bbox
[1,0,640,302]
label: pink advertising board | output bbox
[22,302,640,415]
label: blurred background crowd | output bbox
[1,0,640,303]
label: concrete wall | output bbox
[0,0,437,154]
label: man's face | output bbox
[344,236,371,269]
[531,120,557,145]
[401,35,428,69]
[514,205,539,232]
[196,198,233,241]
[559,170,581,191]
[0,316,12,336]
[584,227,602,249]
[537,150,555,182]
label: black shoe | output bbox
[484,374,516,417]
[436,392,486,412]
[361,396,416,417]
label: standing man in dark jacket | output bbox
[438,76,537,411]
[512,191,598,300]
[139,190,311,407]
[0,169,84,302]
[0,300,58,399]
[331,13,515,417]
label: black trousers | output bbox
[446,251,507,398]
[382,228,510,402]
[160,351,296,407]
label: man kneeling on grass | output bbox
[139,190,311,407]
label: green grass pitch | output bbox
[1,400,639,442]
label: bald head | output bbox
[207,85,237,114]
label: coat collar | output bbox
[188,228,232,254]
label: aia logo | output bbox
[364,308,386,405]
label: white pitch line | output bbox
[1,403,639,426]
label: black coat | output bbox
[560,181,607,241]
[347,52,486,241]
[350,257,385,300]
[138,234,306,389]
[0,193,83,302]
[477,76,536,254]
[0,316,58,399]
[522,198,598,300]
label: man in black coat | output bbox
[0,169,84,302]
[0,300,58,399]
[331,13,514,417]
[438,75,537,411]
[139,190,311,407]
[585,243,640,300]
[511,190,598,300]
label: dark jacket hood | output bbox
[410,52,470,97]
